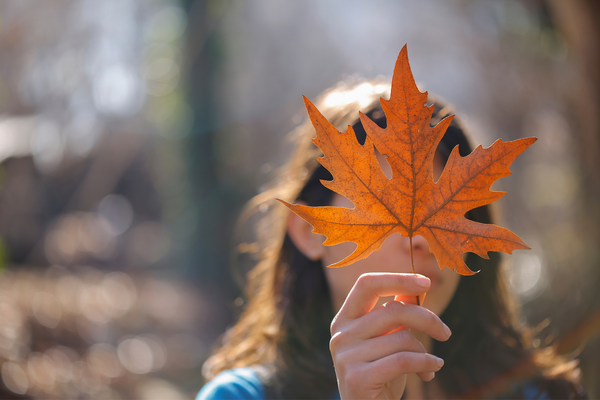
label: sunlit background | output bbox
[0,0,599,398]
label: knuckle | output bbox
[427,310,437,324]
[344,367,365,390]
[425,353,435,365]
[330,316,340,336]
[425,308,440,327]
[355,273,374,289]
[383,300,403,314]
[395,273,410,286]
[393,353,410,371]
[394,329,412,345]
[329,331,344,354]
[424,353,439,370]
[333,349,351,370]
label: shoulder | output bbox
[196,367,265,400]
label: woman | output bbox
[197,81,584,399]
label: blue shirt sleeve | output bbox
[500,380,550,400]
[521,381,550,400]
[196,367,265,400]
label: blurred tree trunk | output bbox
[182,0,241,286]
[547,0,600,397]
[183,0,220,279]
[180,0,242,342]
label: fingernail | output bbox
[436,357,444,368]
[415,275,430,288]
[443,323,452,338]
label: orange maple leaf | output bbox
[279,46,535,275]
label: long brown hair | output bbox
[202,81,584,399]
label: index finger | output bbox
[336,273,430,322]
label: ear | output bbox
[286,204,325,261]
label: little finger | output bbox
[366,352,444,386]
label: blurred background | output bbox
[0,0,598,398]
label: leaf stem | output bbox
[409,236,421,306]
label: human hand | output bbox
[329,273,451,400]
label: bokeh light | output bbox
[2,362,29,395]
[0,267,202,398]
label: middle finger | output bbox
[355,329,426,363]
[347,300,451,342]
